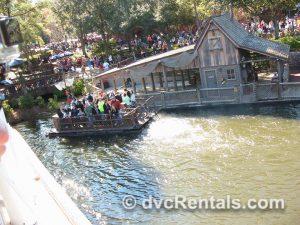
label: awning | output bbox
[127,51,197,80]
[54,78,74,91]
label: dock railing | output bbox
[200,87,237,103]
[136,82,300,108]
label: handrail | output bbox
[200,87,235,91]
[256,83,278,86]
[281,82,300,85]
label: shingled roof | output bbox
[196,13,290,60]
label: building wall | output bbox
[201,65,241,88]
[197,22,242,88]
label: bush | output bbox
[2,100,14,118]
[10,99,19,109]
[17,94,35,109]
[53,88,66,99]
[35,96,46,107]
[277,36,300,51]
[92,39,118,57]
[73,79,85,96]
[48,95,59,110]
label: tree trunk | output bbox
[193,1,200,30]
[127,38,132,53]
[5,0,11,16]
[274,20,280,40]
[100,31,109,57]
[80,33,87,57]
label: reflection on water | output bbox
[14,103,300,225]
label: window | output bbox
[227,69,236,80]
[208,37,222,50]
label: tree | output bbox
[53,0,93,56]
[0,0,49,45]
[216,0,298,39]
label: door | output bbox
[204,70,218,98]
[205,70,217,88]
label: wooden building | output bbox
[93,14,294,107]
[195,13,290,89]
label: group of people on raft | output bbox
[57,88,136,125]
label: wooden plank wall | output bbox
[198,23,239,67]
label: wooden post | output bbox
[161,92,166,108]
[172,70,178,91]
[196,88,201,103]
[142,77,147,94]
[132,78,137,94]
[277,82,282,100]
[159,72,163,88]
[123,78,127,89]
[181,70,185,90]
[100,79,104,90]
[253,82,257,102]
[239,84,243,103]
[277,60,284,83]
[150,73,156,92]
[113,79,117,92]
[187,69,191,84]
[162,66,169,91]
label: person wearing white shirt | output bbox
[103,61,109,70]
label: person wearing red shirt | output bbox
[110,97,121,113]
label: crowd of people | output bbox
[242,18,300,37]
[55,56,112,74]
[57,88,136,126]
[128,31,197,58]
[47,30,197,72]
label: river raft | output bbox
[49,97,157,137]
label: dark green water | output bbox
[14,103,300,225]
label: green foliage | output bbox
[92,39,118,57]
[73,79,85,96]
[34,96,46,107]
[53,89,66,99]
[10,99,19,109]
[17,94,35,109]
[2,100,14,118]
[48,95,59,110]
[277,36,300,51]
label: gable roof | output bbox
[195,13,290,60]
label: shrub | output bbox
[2,100,14,118]
[73,79,85,96]
[92,39,118,57]
[53,88,66,99]
[276,36,300,51]
[35,96,46,107]
[48,95,59,110]
[10,99,19,109]
[17,94,34,109]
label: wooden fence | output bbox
[136,82,300,109]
